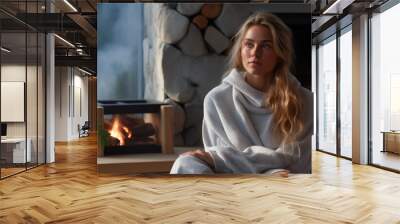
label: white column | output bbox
[46,32,55,163]
[352,14,369,164]
[45,0,56,163]
[311,45,317,150]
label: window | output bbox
[339,28,352,158]
[370,2,400,171]
[98,4,144,101]
[317,36,337,154]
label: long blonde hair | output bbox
[228,12,303,145]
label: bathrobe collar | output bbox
[223,69,266,108]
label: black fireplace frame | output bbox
[98,100,167,115]
[98,100,167,156]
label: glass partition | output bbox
[0,1,46,179]
[370,3,400,171]
[27,31,38,169]
[38,32,45,165]
[1,30,28,177]
[317,35,337,155]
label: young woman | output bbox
[170,12,313,175]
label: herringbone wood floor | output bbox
[1,135,400,223]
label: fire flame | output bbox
[108,115,133,145]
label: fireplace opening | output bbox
[104,113,161,155]
[98,100,174,156]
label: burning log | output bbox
[104,114,157,146]
[124,124,157,145]
[120,123,157,146]
[107,135,120,146]
[126,137,155,145]
[106,115,130,145]
[132,123,156,138]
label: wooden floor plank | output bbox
[0,135,400,223]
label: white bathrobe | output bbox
[202,69,313,174]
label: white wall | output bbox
[55,66,89,141]
[55,67,69,141]
[74,72,89,122]
[1,65,40,137]
[1,63,46,164]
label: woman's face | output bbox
[241,25,279,77]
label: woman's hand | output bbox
[271,170,289,177]
[267,169,289,177]
[181,149,215,169]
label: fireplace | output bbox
[96,100,178,174]
[97,100,174,158]
[103,113,161,155]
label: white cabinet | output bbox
[1,138,32,163]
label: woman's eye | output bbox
[244,42,254,48]
[262,43,271,49]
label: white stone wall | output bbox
[143,3,267,146]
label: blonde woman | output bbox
[170,12,313,175]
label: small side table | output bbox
[381,131,400,154]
